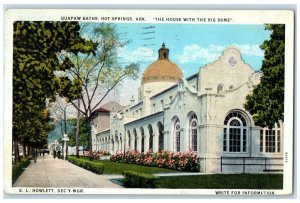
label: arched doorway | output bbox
[157,122,164,151]
[127,130,131,150]
[133,129,137,150]
[140,127,145,152]
[148,124,154,151]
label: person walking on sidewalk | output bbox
[33,149,38,163]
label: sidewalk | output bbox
[13,155,123,188]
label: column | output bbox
[164,131,169,151]
[137,136,142,152]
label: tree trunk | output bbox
[14,137,20,163]
[76,100,80,158]
[87,116,93,159]
[23,144,27,158]
[60,120,64,159]
[28,146,32,157]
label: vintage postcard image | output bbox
[3,9,294,195]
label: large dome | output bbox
[141,43,183,84]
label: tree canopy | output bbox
[13,21,96,160]
[57,23,139,155]
[244,24,285,128]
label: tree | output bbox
[67,118,89,150]
[59,23,139,157]
[244,24,285,128]
[13,21,96,162]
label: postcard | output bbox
[3,9,294,195]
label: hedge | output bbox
[68,156,104,175]
[122,170,158,188]
[12,156,32,184]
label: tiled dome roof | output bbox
[141,43,183,85]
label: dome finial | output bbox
[162,42,165,47]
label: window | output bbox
[229,85,234,90]
[189,114,198,152]
[174,118,181,152]
[260,123,282,153]
[161,100,164,110]
[217,84,224,93]
[152,103,156,113]
[223,112,247,152]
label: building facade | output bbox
[92,44,284,173]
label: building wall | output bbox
[92,112,110,133]
[92,47,284,173]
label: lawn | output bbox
[75,156,176,174]
[157,174,283,189]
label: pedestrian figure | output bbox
[53,150,57,159]
[33,149,37,163]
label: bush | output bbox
[12,156,32,184]
[68,156,104,175]
[111,150,199,172]
[122,170,158,188]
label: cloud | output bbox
[176,44,264,64]
[234,44,264,56]
[176,44,219,64]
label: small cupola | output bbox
[158,43,169,60]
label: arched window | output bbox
[189,114,198,152]
[133,129,137,150]
[223,112,247,152]
[217,84,224,94]
[127,130,131,150]
[148,125,154,151]
[174,118,181,152]
[157,122,164,151]
[140,127,145,152]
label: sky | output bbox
[111,23,271,105]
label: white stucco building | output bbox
[92,43,284,173]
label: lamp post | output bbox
[62,133,69,160]
[63,104,71,160]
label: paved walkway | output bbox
[13,155,123,188]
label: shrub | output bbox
[122,170,158,188]
[12,156,32,184]
[68,156,104,175]
[110,150,199,172]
